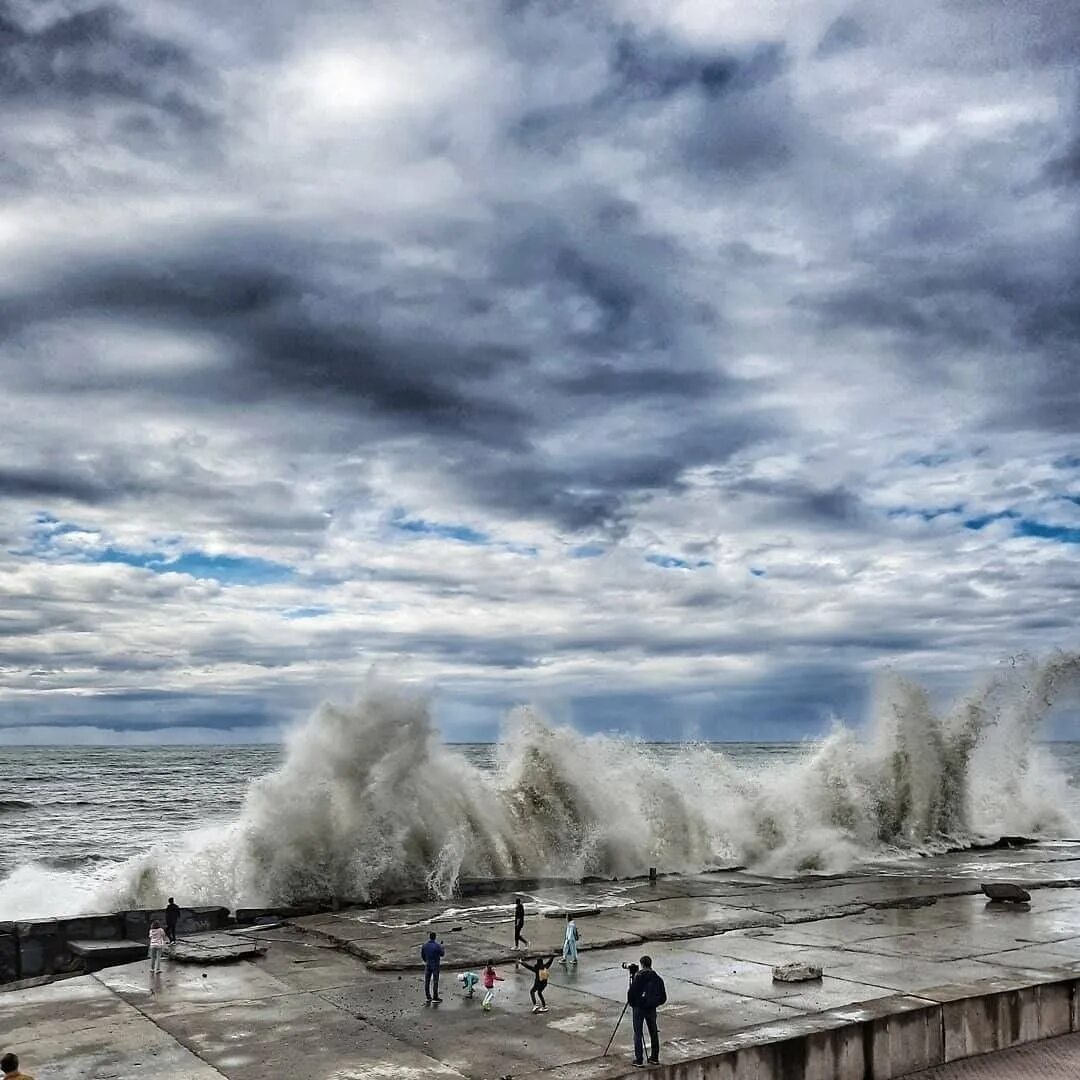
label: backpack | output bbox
[538,966,549,983]
[641,973,667,1009]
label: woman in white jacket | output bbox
[148,920,167,974]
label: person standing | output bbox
[1,1052,34,1080]
[627,955,666,1067]
[559,915,579,965]
[480,960,504,1010]
[164,898,181,944]
[420,931,444,1004]
[521,954,556,1013]
[148,921,167,975]
[513,896,529,950]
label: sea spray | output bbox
[91,652,1078,912]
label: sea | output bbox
[1,660,1078,923]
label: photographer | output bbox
[626,955,665,1067]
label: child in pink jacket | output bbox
[481,961,503,1010]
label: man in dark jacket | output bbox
[164,898,181,944]
[627,955,665,1066]
[514,896,529,949]
[420,931,445,1003]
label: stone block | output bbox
[981,881,1031,902]
[943,986,1040,1062]
[866,1002,944,1077]
[1036,980,1073,1039]
[122,905,231,941]
[14,920,77,978]
[773,961,823,982]
[181,905,231,933]
[0,923,19,983]
[55,913,124,941]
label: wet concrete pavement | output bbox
[4,845,1080,1079]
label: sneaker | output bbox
[539,1006,549,1013]
[648,1059,659,1065]
[432,997,442,1003]
[631,1062,645,1069]
[531,1005,540,1013]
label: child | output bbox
[457,971,480,998]
[521,954,557,1013]
[559,916,579,965]
[481,961,504,1010]
[148,920,167,974]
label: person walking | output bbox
[148,920,167,975]
[1,1052,34,1080]
[420,931,444,1004]
[627,955,666,1067]
[164,898,181,944]
[513,896,529,950]
[480,960,504,1010]
[559,915,579,965]
[521,954,556,1013]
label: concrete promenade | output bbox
[4,843,1080,1079]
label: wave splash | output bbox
[96,652,1079,912]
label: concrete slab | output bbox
[9,847,1080,1079]
[0,974,226,1080]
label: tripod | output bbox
[602,966,636,1057]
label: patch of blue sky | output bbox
[888,505,963,521]
[33,511,91,536]
[1052,454,1080,469]
[963,510,1020,530]
[98,548,296,584]
[1015,520,1080,544]
[750,568,766,577]
[282,605,332,620]
[393,517,490,544]
[570,544,606,558]
[646,554,712,570]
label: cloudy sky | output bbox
[1,0,1078,744]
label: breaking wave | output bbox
[93,652,1079,912]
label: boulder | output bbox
[772,961,823,983]
[981,882,1031,903]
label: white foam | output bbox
[4,654,1078,919]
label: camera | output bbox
[620,961,639,975]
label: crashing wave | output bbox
[91,651,1078,911]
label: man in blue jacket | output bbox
[627,955,666,1066]
[421,931,445,1004]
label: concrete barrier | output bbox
[601,968,1080,1078]
[5,905,233,983]
[0,923,19,983]
[122,905,230,941]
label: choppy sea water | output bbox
[0,741,817,885]
[2,735,1078,922]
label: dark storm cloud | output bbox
[2,0,1079,742]
[511,21,795,178]
[0,1,217,156]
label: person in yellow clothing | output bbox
[1,1051,34,1080]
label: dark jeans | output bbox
[632,1007,659,1064]
[165,922,177,944]
[425,967,441,1000]
[530,983,546,1007]
[515,922,528,947]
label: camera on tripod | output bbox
[620,961,639,976]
